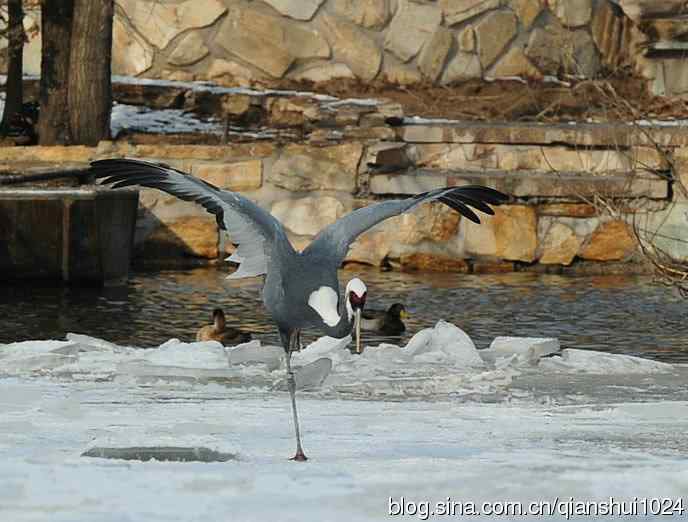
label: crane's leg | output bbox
[284,330,307,461]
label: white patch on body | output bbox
[308,286,341,327]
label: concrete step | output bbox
[394,120,688,148]
[369,168,669,199]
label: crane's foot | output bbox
[290,449,308,462]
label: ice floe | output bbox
[0,320,677,401]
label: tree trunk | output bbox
[0,0,25,135]
[37,0,74,145]
[67,0,113,146]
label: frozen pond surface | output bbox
[1,322,688,521]
[2,269,688,520]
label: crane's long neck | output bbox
[321,298,355,339]
[307,278,366,340]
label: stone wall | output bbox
[4,0,687,94]
[1,104,685,273]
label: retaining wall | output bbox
[1,91,685,273]
[5,0,688,95]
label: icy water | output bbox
[1,267,686,361]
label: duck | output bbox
[360,303,408,336]
[196,308,251,345]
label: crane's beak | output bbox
[354,308,362,354]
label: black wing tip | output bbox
[452,185,510,203]
[422,185,510,222]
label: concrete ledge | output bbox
[395,121,688,148]
[371,169,669,199]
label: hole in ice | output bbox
[81,446,238,463]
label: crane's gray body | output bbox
[262,243,348,337]
[91,159,508,343]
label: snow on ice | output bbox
[2,322,687,522]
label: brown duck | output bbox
[196,308,251,345]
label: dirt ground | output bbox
[279,75,688,122]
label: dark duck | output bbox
[360,303,408,336]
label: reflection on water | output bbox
[1,266,686,362]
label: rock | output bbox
[638,17,688,43]
[271,196,347,236]
[215,10,291,78]
[167,31,209,66]
[580,220,636,261]
[290,62,355,82]
[458,26,476,52]
[267,97,322,126]
[344,200,462,266]
[370,172,449,195]
[591,0,632,69]
[641,201,688,262]
[411,143,499,170]
[475,10,518,69]
[269,143,362,193]
[330,0,390,28]
[525,25,600,77]
[472,260,514,273]
[509,0,543,28]
[571,31,601,78]
[215,6,329,78]
[128,143,276,161]
[163,70,196,82]
[382,60,423,85]
[117,0,227,49]
[142,216,218,259]
[538,203,597,218]
[489,47,543,79]
[547,0,593,28]
[384,0,442,62]
[193,160,263,191]
[538,223,581,265]
[441,51,482,84]
[418,27,453,82]
[112,16,154,76]
[399,202,461,244]
[400,253,470,272]
[281,19,331,61]
[615,0,687,22]
[346,230,393,266]
[440,0,501,26]
[0,145,95,163]
[206,59,257,86]
[464,205,537,262]
[222,95,253,117]
[496,145,632,172]
[662,60,688,96]
[321,14,382,81]
[525,27,562,74]
[263,0,325,20]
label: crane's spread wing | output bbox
[303,185,508,264]
[91,158,287,279]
